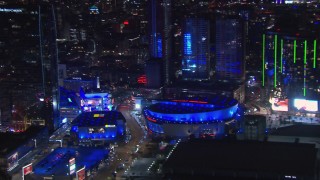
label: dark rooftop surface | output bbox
[164,140,317,178]
[167,81,243,92]
[72,111,126,127]
[270,124,320,138]
[60,87,78,108]
[0,126,46,155]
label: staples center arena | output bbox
[143,96,242,138]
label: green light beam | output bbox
[314,40,317,68]
[294,40,296,63]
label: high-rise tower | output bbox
[262,32,319,99]
[43,5,61,132]
[0,5,43,130]
[181,17,210,81]
[0,5,61,132]
[149,0,164,58]
[215,16,245,82]
[148,0,173,85]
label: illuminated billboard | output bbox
[269,98,288,111]
[294,99,318,112]
[76,166,86,180]
[7,152,18,171]
[22,163,32,180]
[69,158,76,175]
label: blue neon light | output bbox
[146,121,164,134]
[184,33,192,55]
[33,148,109,176]
[144,101,238,124]
[157,36,162,57]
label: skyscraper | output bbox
[0,5,43,130]
[148,0,173,85]
[215,16,245,82]
[262,32,319,100]
[44,5,61,132]
[149,0,164,59]
[163,0,173,85]
[181,17,210,81]
[0,5,61,132]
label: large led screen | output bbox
[269,98,288,111]
[294,99,318,112]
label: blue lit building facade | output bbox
[80,92,111,112]
[215,17,245,82]
[148,0,173,85]
[148,0,164,58]
[182,18,210,81]
[70,111,126,146]
[143,96,242,138]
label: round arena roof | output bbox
[143,96,239,124]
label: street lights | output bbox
[32,139,37,148]
[56,139,62,147]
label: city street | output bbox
[91,104,148,179]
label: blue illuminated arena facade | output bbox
[143,96,241,138]
[70,111,126,145]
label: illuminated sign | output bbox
[123,20,129,25]
[184,33,192,55]
[93,114,104,118]
[105,124,116,128]
[76,166,86,180]
[157,36,162,57]
[135,104,141,109]
[89,5,99,14]
[22,163,32,179]
[62,118,67,123]
[137,75,147,84]
[72,77,82,80]
[294,99,318,112]
[269,98,288,112]
[69,158,76,175]
[7,152,18,171]
[0,8,23,13]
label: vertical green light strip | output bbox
[262,34,265,87]
[280,39,283,73]
[304,40,307,64]
[274,35,277,88]
[314,40,317,68]
[304,40,307,97]
[294,40,297,63]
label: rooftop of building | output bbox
[0,126,47,155]
[244,115,266,125]
[166,80,243,92]
[163,139,317,178]
[33,147,108,177]
[71,111,126,127]
[60,87,78,108]
[270,124,320,138]
[64,76,95,82]
[147,96,238,114]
